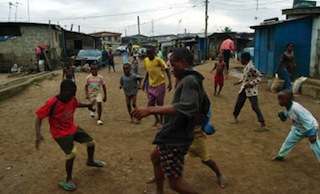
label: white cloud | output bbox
[0,0,314,36]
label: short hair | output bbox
[170,48,194,66]
[279,89,294,100]
[286,42,294,48]
[241,52,251,61]
[123,63,131,68]
[60,79,76,91]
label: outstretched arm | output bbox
[35,117,44,150]
[131,105,178,120]
[165,68,172,91]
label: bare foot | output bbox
[218,174,227,189]
[143,190,157,194]
[146,176,156,184]
[271,156,283,161]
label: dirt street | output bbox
[0,57,319,194]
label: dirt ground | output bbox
[1,57,320,194]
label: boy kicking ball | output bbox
[35,79,106,191]
[272,89,320,162]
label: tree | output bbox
[222,26,232,33]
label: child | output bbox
[62,63,75,82]
[85,64,107,125]
[272,89,320,161]
[35,79,105,192]
[210,54,227,96]
[131,56,139,74]
[119,63,143,123]
[230,52,267,132]
[108,51,116,73]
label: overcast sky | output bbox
[0,0,318,36]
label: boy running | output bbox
[120,63,143,123]
[272,89,320,162]
[62,63,75,82]
[210,54,227,96]
[85,64,107,125]
[131,56,139,74]
[35,79,105,192]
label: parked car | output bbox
[237,47,254,61]
[75,49,102,66]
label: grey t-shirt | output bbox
[120,73,143,96]
[153,71,206,145]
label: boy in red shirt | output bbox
[35,79,105,191]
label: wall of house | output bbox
[0,26,62,66]
[254,17,312,78]
[310,15,320,78]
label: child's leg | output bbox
[233,89,247,118]
[214,85,217,95]
[202,160,226,188]
[309,129,320,161]
[126,96,133,122]
[132,95,137,109]
[248,96,266,126]
[97,102,102,120]
[275,129,303,159]
[218,85,223,95]
[150,148,165,194]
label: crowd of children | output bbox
[35,45,318,193]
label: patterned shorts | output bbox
[158,144,189,178]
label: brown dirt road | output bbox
[1,57,319,194]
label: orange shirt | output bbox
[220,38,235,53]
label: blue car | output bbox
[75,49,103,67]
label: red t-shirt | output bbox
[36,96,79,139]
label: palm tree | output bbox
[222,26,232,33]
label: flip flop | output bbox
[86,160,106,168]
[254,126,269,132]
[59,182,77,191]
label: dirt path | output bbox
[0,57,319,194]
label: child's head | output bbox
[146,47,155,60]
[240,52,251,65]
[90,64,98,76]
[123,63,131,75]
[133,56,137,60]
[286,42,294,52]
[277,89,293,107]
[59,79,76,103]
[218,54,223,61]
[170,48,194,77]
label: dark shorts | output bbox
[158,144,189,178]
[147,83,166,106]
[214,74,224,86]
[54,127,94,155]
[108,60,115,67]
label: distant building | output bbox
[121,34,149,46]
[89,31,122,47]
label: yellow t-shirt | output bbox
[144,56,168,87]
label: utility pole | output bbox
[204,0,208,60]
[27,0,30,22]
[137,16,141,45]
[152,19,154,36]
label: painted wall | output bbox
[310,15,320,78]
[254,17,312,78]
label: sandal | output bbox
[86,160,106,167]
[254,126,269,132]
[59,182,77,191]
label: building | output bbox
[0,22,62,71]
[88,31,122,47]
[250,7,320,79]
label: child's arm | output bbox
[85,84,89,100]
[142,72,149,92]
[119,77,123,89]
[102,84,107,102]
[78,101,94,110]
[35,117,44,150]
[210,63,217,73]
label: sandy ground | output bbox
[0,57,320,194]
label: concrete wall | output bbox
[0,25,62,66]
